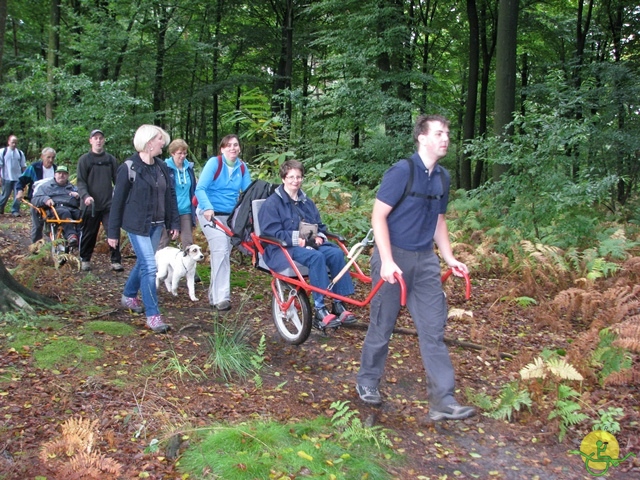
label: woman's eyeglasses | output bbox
[285,175,303,181]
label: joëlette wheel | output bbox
[271,279,312,345]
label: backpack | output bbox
[390,158,448,214]
[124,160,136,182]
[191,156,247,207]
[227,179,277,254]
[0,147,26,177]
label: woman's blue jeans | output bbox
[124,225,163,317]
[291,242,355,308]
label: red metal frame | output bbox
[211,218,470,315]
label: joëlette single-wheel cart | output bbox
[24,199,83,267]
[207,198,470,345]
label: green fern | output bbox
[467,384,532,421]
[251,334,267,388]
[592,329,632,385]
[465,388,494,411]
[586,257,620,280]
[597,229,636,260]
[513,296,537,307]
[330,401,392,449]
[488,382,532,421]
[564,247,582,273]
[548,385,589,442]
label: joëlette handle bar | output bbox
[254,232,408,308]
[441,267,471,299]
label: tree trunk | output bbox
[377,0,411,136]
[0,0,7,82]
[211,0,223,151]
[473,0,497,188]
[492,0,519,181]
[153,6,170,128]
[271,0,294,119]
[46,0,61,122]
[113,16,136,81]
[461,0,480,190]
[0,257,55,313]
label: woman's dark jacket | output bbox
[258,184,330,272]
[108,153,180,238]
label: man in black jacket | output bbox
[76,129,123,271]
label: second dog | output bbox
[155,245,205,302]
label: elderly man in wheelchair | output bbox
[31,165,82,247]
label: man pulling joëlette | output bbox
[355,114,475,422]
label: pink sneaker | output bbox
[121,295,144,313]
[146,314,170,333]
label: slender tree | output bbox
[492,0,519,180]
[46,0,60,121]
[271,0,295,120]
[461,0,480,190]
[0,0,7,81]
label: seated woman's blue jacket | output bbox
[258,184,330,273]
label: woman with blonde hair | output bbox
[108,125,180,333]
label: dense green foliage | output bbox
[1,0,639,249]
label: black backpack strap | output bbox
[390,159,414,214]
[390,158,447,214]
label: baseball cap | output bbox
[56,165,69,173]
[90,129,104,138]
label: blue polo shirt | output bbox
[376,152,450,251]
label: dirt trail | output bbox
[0,213,637,479]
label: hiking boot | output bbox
[332,301,356,325]
[11,212,20,217]
[111,262,124,272]
[356,384,382,405]
[146,314,171,333]
[81,261,91,271]
[428,403,476,421]
[66,234,78,247]
[314,306,340,330]
[215,300,231,311]
[121,295,144,313]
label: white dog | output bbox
[155,245,205,302]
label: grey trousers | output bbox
[356,245,456,409]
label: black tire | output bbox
[271,279,312,345]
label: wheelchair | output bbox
[208,199,470,345]
[23,199,83,267]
